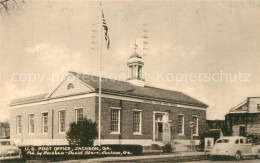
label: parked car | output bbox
[211,136,260,160]
[0,139,21,160]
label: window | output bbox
[16,115,22,134]
[111,109,120,133]
[240,139,244,144]
[246,138,252,144]
[192,116,199,135]
[58,110,66,133]
[178,115,184,135]
[28,114,34,134]
[235,139,239,144]
[42,113,48,133]
[133,111,142,134]
[75,108,83,122]
[216,139,229,143]
[257,104,260,111]
[67,83,74,89]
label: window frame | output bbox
[110,107,121,134]
[177,114,185,136]
[16,115,22,135]
[28,114,34,134]
[75,107,84,122]
[58,110,66,134]
[133,109,142,135]
[192,115,199,136]
[42,112,48,134]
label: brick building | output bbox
[225,97,260,136]
[10,53,208,148]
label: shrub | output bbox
[162,143,173,153]
[66,117,98,146]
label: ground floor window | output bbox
[178,115,184,135]
[42,112,48,133]
[192,116,199,135]
[111,108,120,133]
[28,114,34,134]
[133,110,142,134]
[58,110,66,133]
[75,108,83,122]
[16,115,22,134]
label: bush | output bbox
[66,117,98,146]
[162,143,173,153]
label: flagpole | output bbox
[98,1,102,146]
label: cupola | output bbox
[126,41,145,87]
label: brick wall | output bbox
[97,97,206,141]
[10,97,96,141]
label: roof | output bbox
[229,100,248,113]
[11,93,48,105]
[130,53,142,59]
[11,72,208,108]
[218,136,246,140]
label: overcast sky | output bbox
[0,0,260,121]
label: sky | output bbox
[0,0,260,121]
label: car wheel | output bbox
[255,152,260,159]
[234,151,242,160]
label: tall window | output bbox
[257,104,260,111]
[58,110,66,133]
[111,109,120,133]
[75,108,83,122]
[42,113,48,133]
[178,115,184,135]
[133,111,142,134]
[16,115,22,134]
[28,114,34,134]
[192,116,199,135]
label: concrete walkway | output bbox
[61,151,205,163]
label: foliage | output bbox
[162,143,173,153]
[66,117,98,146]
[0,0,25,13]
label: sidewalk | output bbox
[61,151,207,163]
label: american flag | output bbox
[102,10,110,49]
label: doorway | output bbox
[153,112,169,142]
[239,126,246,136]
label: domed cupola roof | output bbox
[130,53,142,59]
[127,52,144,65]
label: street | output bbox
[100,155,260,163]
[104,158,259,163]
[187,159,259,163]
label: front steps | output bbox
[143,141,194,153]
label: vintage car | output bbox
[211,136,260,160]
[0,139,21,160]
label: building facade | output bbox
[0,122,10,139]
[10,53,208,148]
[225,97,260,136]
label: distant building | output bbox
[206,120,225,138]
[225,97,260,136]
[10,52,208,148]
[0,122,10,138]
[207,120,225,132]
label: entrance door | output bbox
[239,126,246,136]
[155,122,163,141]
[154,113,164,141]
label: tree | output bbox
[66,117,98,146]
[0,0,25,13]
